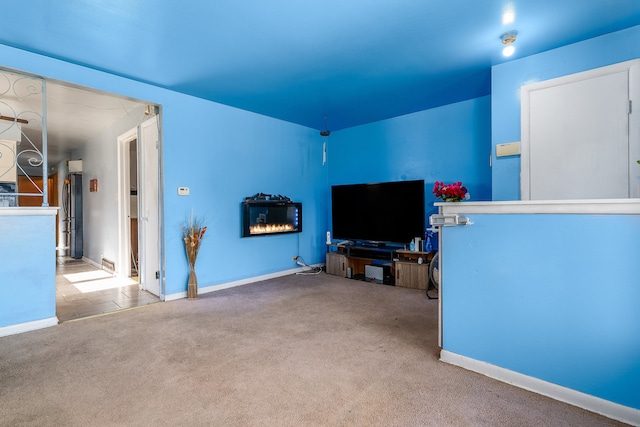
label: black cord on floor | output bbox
[295,256,323,275]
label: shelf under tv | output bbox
[326,243,433,290]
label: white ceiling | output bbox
[0,69,145,175]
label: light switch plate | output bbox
[177,187,190,196]
[496,141,521,157]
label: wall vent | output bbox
[102,258,116,274]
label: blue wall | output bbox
[0,213,56,327]
[328,96,492,226]
[492,24,640,200]
[442,213,640,409]
[0,44,327,299]
[0,42,492,316]
[162,98,328,293]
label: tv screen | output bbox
[331,180,424,245]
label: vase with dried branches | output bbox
[182,213,206,300]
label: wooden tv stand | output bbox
[325,243,433,290]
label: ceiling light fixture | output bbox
[501,31,517,57]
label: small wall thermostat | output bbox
[496,141,521,157]
[178,187,190,196]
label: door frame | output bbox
[117,113,165,300]
[117,127,137,281]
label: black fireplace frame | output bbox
[241,201,302,237]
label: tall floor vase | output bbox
[187,264,198,300]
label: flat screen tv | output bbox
[331,180,424,245]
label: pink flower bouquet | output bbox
[433,181,469,202]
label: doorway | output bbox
[118,115,162,298]
[130,138,139,278]
[521,59,640,200]
[115,131,143,283]
[55,257,160,322]
[1,67,164,320]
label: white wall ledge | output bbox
[0,207,59,216]
[436,199,640,215]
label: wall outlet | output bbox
[292,256,299,262]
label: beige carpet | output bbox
[0,273,628,426]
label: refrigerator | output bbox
[69,173,83,259]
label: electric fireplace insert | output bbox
[241,193,302,237]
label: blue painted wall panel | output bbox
[442,214,640,409]
[0,214,56,327]
[491,24,640,200]
[160,98,327,294]
[328,96,492,225]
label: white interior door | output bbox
[521,61,637,200]
[138,115,160,297]
[117,128,136,280]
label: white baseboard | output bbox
[82,256,102,270]
[164,265,321,301]
[440,350,640,426]
[164,291,187,301]
[0,317,59,338]
[2,266,325,334]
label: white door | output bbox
[521,61,639,200]
[117,128,136,280]
[138,116,161,297]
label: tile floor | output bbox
[56,257,160,322]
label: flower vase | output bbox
[187,264,198,300]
